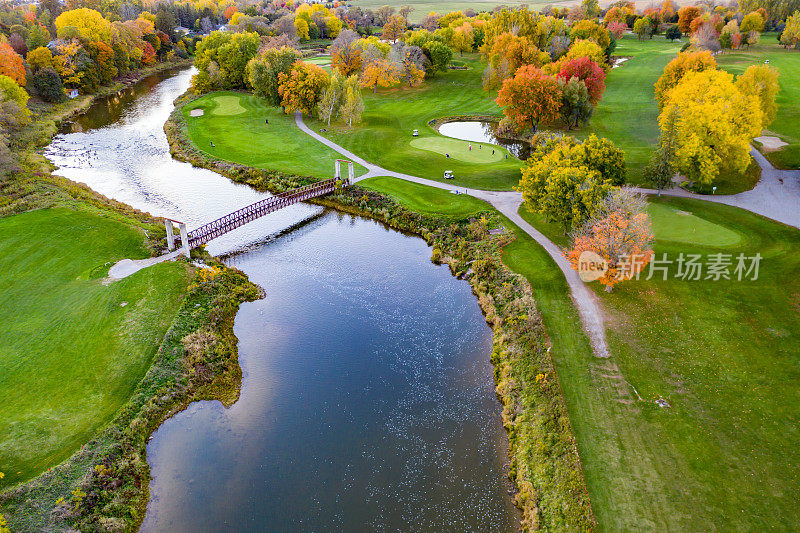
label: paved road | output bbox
[634,148,800,230]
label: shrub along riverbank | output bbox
[166,91,594,531]
[0,61,261,532]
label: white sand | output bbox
[189,109,204,117]
[754,136,788,151]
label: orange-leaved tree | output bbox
[0,41,25,85]
[360,59,397,92]
[566,188,654,292]
[277,60,330,115]
[496,65,561,132]
[330,29,362,76]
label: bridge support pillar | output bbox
[335,159,354,184]
[165,219,190,258]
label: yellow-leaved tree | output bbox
[55,8,113,41]
[660,69,763,185]
[653,50,717,108]
[735,64,779,127]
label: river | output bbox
[45,67,519,531]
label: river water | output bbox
[45,68,519,531]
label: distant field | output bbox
[0,208,188,485]
[347,0,566,22]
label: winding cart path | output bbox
[296,111,800,361]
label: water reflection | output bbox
[44,67,520,531]
[438,121,530,160]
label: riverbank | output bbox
[166,91,594,530]
[0,62,262,531]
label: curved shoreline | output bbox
[0,62,261,532]
[165,91,594,530]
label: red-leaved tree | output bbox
[495,65,561,132]
[557,56,607,105]
[0,42,25,85]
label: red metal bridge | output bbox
[165,160,355,255]
[186,177,346,248]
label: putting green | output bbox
[410,136,507,164]
[648,202,742,247]
[211,95,246,115]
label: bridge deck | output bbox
[187,178,345,248]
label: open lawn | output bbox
[716,39,800,169]
[359,175,490,216]
[183,92,365,178]
[0,208,188,485]
[576,35,685,183]
[316,54,524,190]
[515,197,800,530]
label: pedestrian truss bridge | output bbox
[165,160,354,256]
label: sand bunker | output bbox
[189,108,204,117]
[755,135,788,151]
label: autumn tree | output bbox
[422,41,452,77]
[278,60,330,116]
[360,46,398,92]
[644,105,677,195]
[557,56,606,104]
[482,32,550,89]
[570,20,611,50]
[525,163,611,233]
[780,11,800,48]
[496,65,561,132]
[660,69,762,185]
[653,50,716,107]
[451,22,474,56]
[735,64,779,126]
[194,31,260,90]
[389,43,425,87]
[0,43,25,86]
[317,73,345,125]
[55,7,112,41]
[677,6,701,34]
[633,16,654,39]
[330,29,362,76]
[566,188,654,292]
[607,21,628,39]
[381,14,406,43]
[559,77,593,129]
[339,75,364,127]
[247,46,302,107]
[564,39,607,70]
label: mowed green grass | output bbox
[359,175,490,216]
[409,136,508,163]
[0,209,189,485]
[576,35,685,183]
[184,92,365,178]
[316,54,524,190]
[716,38,800,169]
[515,197,800,530]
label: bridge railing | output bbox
[186,177,346,248]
